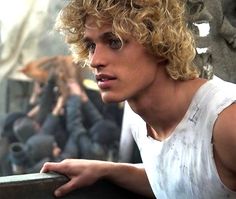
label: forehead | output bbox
[84,16,113,36]
[83,15,139,45]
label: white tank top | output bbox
[129,76,236,199]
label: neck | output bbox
[128,77,206,140]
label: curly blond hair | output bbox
[55,0,199,80]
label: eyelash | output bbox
[85,42,96,53]
[108,38,122,49]
[84,38,123,54]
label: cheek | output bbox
[117,45,158,87]
[124,65,157,91]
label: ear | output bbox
[156,56,169,66]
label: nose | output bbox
[90,44,106,69]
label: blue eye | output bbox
[84,41,96,54]
[109,39,122,49]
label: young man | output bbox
[41,0,236,198]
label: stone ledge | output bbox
[0,173,149,199]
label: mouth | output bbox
[96,74,116,82]
[95,74,117,89]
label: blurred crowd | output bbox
[0,55,124,176]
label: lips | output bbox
[95,73,117,89]
[96,74,116,82]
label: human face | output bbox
[83,16,160,103]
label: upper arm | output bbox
[213,103,236,174]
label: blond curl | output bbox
[55,0,199,80]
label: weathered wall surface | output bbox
[188,0,236,81]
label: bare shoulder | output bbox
[213,102,236,177]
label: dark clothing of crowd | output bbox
[0,78,123,176]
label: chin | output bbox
[101,93,124,104]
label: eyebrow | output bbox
[83,32,117,43]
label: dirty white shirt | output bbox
[128,76,236,199]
